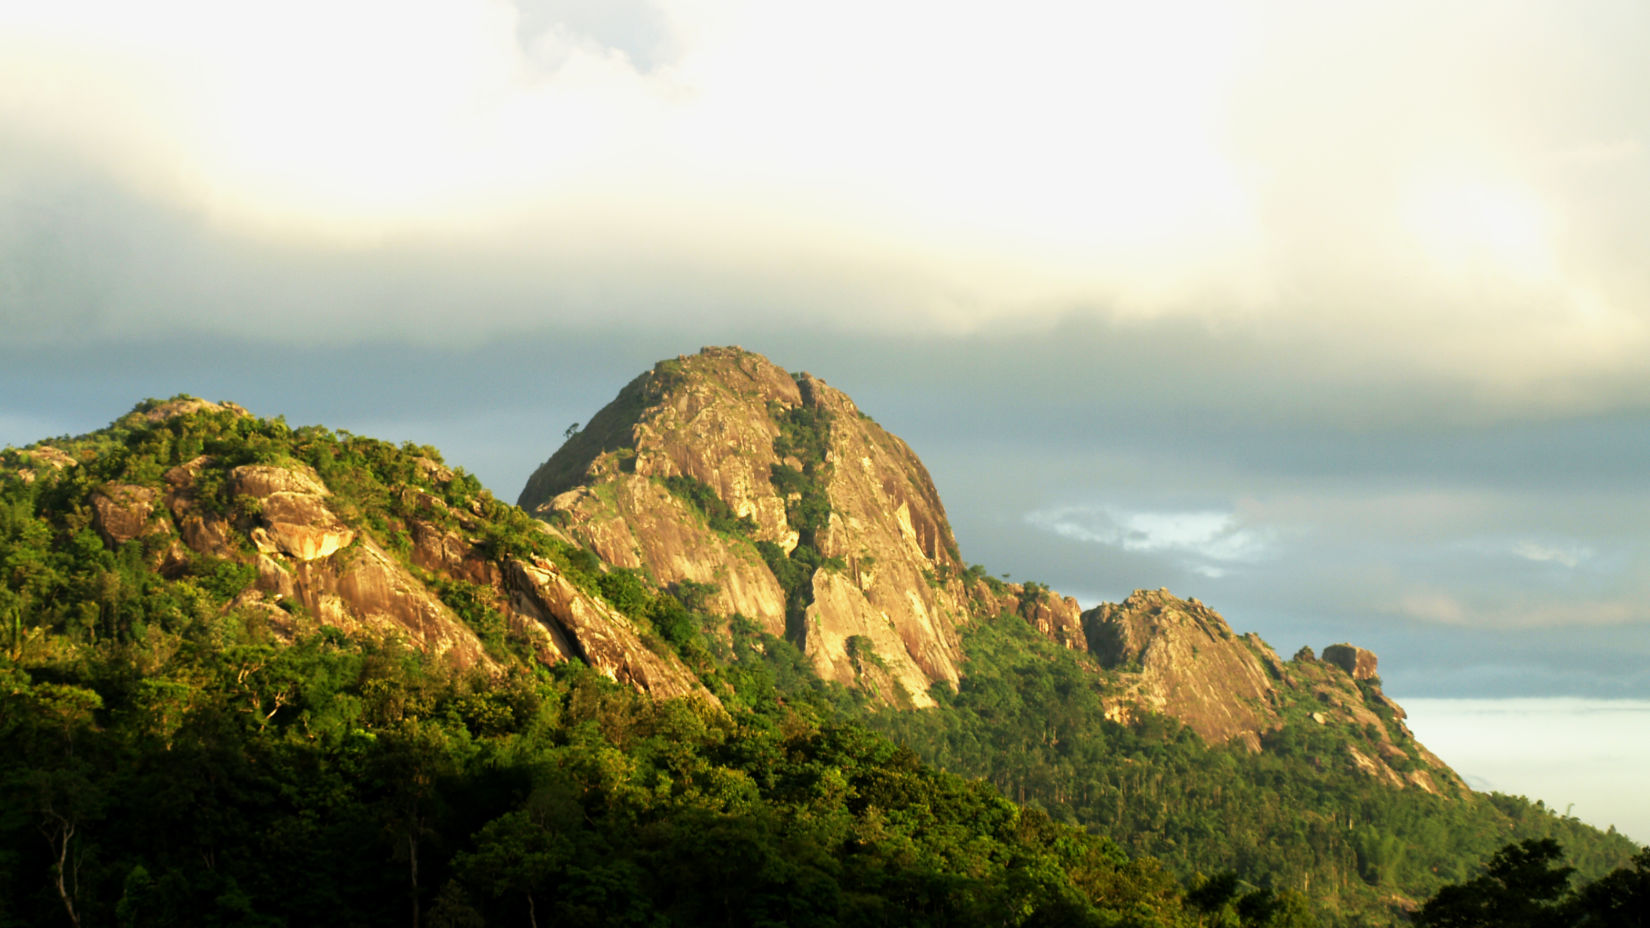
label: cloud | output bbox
[4,0,1649,394]
[513,0,679,73]
[1026,504,1275,579]
[1551,139,1643,167]
[1395,591,1644,630]
[1510,540,1593,569]
[5,2,1650,703]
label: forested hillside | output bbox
[0,399,1277,927]
[866,612,1638,922]
[1,394,1641,926]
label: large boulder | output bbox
[90,483,162,547]
[1323,643,1379,680]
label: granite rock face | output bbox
[545,478,788,637]
[231,464,357,562]
[156,456,494,669]
[120,397,250,426]
[1085,589,1285,752]
[1082,588,1463,791]
[520,347,979,706]
[503,556,714,702]
[90,484,163,547]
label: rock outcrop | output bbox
[970,580,1089,651]
[520,347,976,707]
[90,483,163,547]
[1016,587,1087,651]
[505,557,711,702]
[120,397,250,426]
[547,479,788,636]
[232,464,357,561]
[1084,589,1285,751]
[55,407,715,704]
[1323,643,1379,680]
[1081,588,1465,791]
[153,454,496,669]
[12,445,78,483]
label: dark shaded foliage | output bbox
[1416,840,1649,928]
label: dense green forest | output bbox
[4,626,1244,927]
[0,401,1641,926]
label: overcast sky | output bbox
[4,0,1647,839]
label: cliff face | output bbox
[520,352,799,636]
[1323,643,1379,680]
[520,347,976,706]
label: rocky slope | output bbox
[3,398,712,704]
[16,364,1465,791]
[7,387,1636,928]
[1086,588,1463,792]
[1086,589,1286,751]
[519,348,1462,792]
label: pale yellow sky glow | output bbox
[2,0,1647,376]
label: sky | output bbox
[3,0,1647,841]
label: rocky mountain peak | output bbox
[519,346,971,706]
[509,347,1466,792]
[12,404,714,706]
[518,347,803,513]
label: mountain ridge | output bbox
[516,346,1456,793]
[3,360,1640,926]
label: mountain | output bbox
[1,358,1641,926]
[519,347,1458,794]
[519,346,980,706]
[0,393,1243,928]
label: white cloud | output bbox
[3,0,1650,389]
[1026,504,1274,577]
[1550,139,1643,167]
[1511,540,1593,569]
